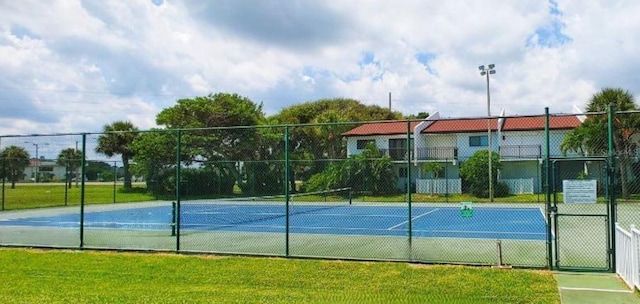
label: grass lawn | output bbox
[0,183,155,210]
[0,248,559,304]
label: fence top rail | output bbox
[4,109,630,138]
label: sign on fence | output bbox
[460,202,473,217]
[563,180,597,204]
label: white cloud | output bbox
[0,0,639,138]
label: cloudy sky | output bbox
[1,0,639,137]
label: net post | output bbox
[348,187,352,205]
[171,201,176,237]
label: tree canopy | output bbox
[95,121,139,189]
[0,146,30,189]
[560,87,639,198]
[56,148,82,189]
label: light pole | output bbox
[479,64,496,202]
[24,142,49,183]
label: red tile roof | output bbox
[422,118,499,133]
[342,115,582,136]
[342,121,421,136]
[501,115,581,131]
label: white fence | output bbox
[416,179,462,194]
[499,178,534,194]
[615,223,639,291]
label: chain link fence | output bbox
[1,108,640,270]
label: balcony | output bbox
[499,145,541,159]
[380,147,458,161]
[416,147,458,160]
[380,148,412,161]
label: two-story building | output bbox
[342,112,583,194]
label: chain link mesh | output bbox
[1,110,639,269]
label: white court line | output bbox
[412,228,546,236]
[387,209,440,230]
[559,287,633,293]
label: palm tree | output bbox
[95,121,139,190]
[0,146,30,189]
[56,148,82,189]
[581,88,638,199]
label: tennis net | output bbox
[176,188,352,229]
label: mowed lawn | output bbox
[0,249,559,303]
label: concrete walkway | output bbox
[555,272,639,303]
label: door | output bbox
[550,158,611,271]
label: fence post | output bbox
[284,126,290,257]
[544,107,552,270]
[406,120,413,253]
[175,130,182,252]
[608,104,616,272]
[631,225,638,288]
[1,157,5,211]
[80,133,86,248]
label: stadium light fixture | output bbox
[479,64,496,202]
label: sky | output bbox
[1,0,640,138]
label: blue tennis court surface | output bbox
[0,204,547,240]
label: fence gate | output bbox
[550,158,612,271]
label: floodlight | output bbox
[488,64,495,69]
[480,71,486,76]
[478,65,485,71]
[490,70,496,74]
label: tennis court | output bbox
[0,201,547,241]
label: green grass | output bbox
[1,183,155,210]
[0,248,560,304]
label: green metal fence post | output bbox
[64,161,68,206]
[1,157,5,211]
[80,133,87,248]
[608,104,616,272]
[284,126,290,257]
[544,107,552,270]
[175,130,182,252]
[113,161,117,204]
[407,120,413,252]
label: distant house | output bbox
[342,111,584,194]
[23,159,68,182]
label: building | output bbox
[23,159,68,182]
[342,111,584,194]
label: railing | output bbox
[499,178,534,194]
[380,148,412,161]
[416,179,462,194]
[615,223,639,290]
[499,145,541,158]
[416,147,458,160]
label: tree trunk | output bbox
[123,156,132,190]
[613,136,630,199]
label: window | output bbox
[357,139,375,149]
[469,135,488,147]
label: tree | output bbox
[270,98,403,191]
[154,93,270,194]
[305,144,396,194]
[0,146,30,189]
[95,121,139,190]
[459,150,503,198]
[56,148,82,189]
[560,88,639,198]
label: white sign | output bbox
[563,180,597,204]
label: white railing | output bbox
[499,178,534,194]
[416,179,462,194]
[615,223,639,291]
